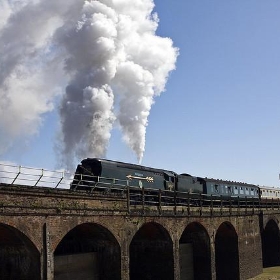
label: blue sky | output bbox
[2,0,280,187]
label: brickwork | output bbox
[0,183,273,279]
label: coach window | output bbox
[224,185,227,193]
[215,184,219,193]
[225,186,228,194]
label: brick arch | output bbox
[54,222,120,250]
[54,221,121,280]
[129,221,174,280]
[51,218,121,251]
[0,222,40,253]
[262,218,280,267]
[0,222,41,279]
[179,220,211,237]
[0,219,42,252]
[130,221,173,242]
[180,222,211,280]
[126,220,174,246]
[215,221,239,280]
[263,216,280,230]
[216,221,237,232]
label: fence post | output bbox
[142,187,145,214]
[127,185,130,214]
[187,192,190,216]
[229,196,232,216]
[210,194,213,216]
[199,193,202,216]
[174,190,177,215]
[11,165,21,185]
[237,196,240,215]
[158,189,162,215]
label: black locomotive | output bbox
[71,158,268,205]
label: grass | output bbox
[248,267,280,280]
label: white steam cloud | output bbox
[0,0,178,170]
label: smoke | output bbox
[0,0,178,170]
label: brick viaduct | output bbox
[0,183,279,280]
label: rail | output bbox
[0,163,72,189]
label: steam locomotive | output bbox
[71,158,278,203]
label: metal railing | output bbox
[0,163,73,189]
[1,165,280,213]
[70,173,275,210]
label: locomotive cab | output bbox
[70,159,102,190]
[163,171,176,191]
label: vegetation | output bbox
[249,267,280,280]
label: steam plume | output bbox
[0,0,178,170]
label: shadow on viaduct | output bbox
[0,184,279,280]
